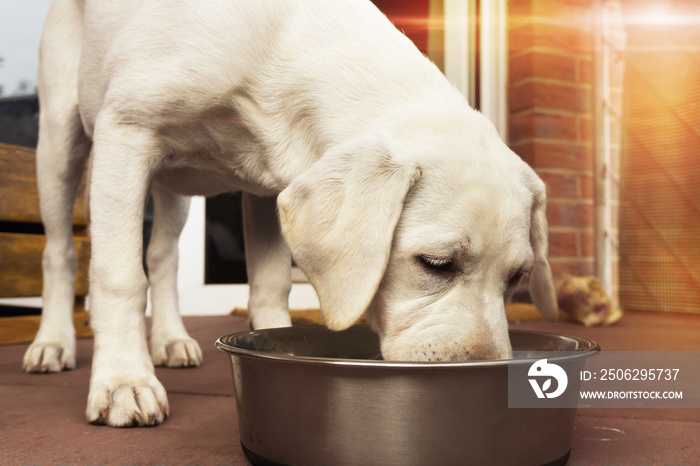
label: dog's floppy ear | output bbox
[278,136,421,331]
[528,189,559,321]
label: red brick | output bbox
[509,83,531,113]
[509,81,591,113]
[548,231,578,257]
[510,52,577,84]
[531,0,593,20]
[510,0,595,29]
[509,83,533,113]
[510,141,593,171]
[508,0,532,19]
[578,116,593,142]
[511,141,535,165]
[546,201,594,228]
[578,57,592,83]
[509,54,533,84]
[536,52,578,81]
[579,173,594,199]
[509,113,535,141]
[508,0,594,55]
[528,21,593,54]
[508,24,535,56]
[539,172,578,198]
[580,230,595,257]
[509,112,578,141]
[549,259,595,277]
[539,113,579,141]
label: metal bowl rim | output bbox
[215,326,600,369]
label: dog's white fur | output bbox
[24,0,558,426]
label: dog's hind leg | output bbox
[23,0,90,373]
[243,193,293,329]
[147,185,203,367]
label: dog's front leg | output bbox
[85,117,168,426]
[243,193,292,329]
[147,185,203,367]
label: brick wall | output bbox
[508,0,596,277]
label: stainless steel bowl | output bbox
[216,325,599,466]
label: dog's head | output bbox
[278,128,557,361]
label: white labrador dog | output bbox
[23,0,558,426]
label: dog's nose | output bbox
[441,339,503,361]
[464,341,504,361]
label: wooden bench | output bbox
[0,142,92,345]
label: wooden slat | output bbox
[0,232,89,298]
[0,310,92,346]
[0,142,88,225]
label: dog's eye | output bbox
[508,270,524,289]
[418,255,454,273]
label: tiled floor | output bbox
[1,312,699,465]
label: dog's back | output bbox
[72,1,453,145]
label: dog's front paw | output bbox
[86,376,169,427]
[23,340,76,373]
[151,337,203,368]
